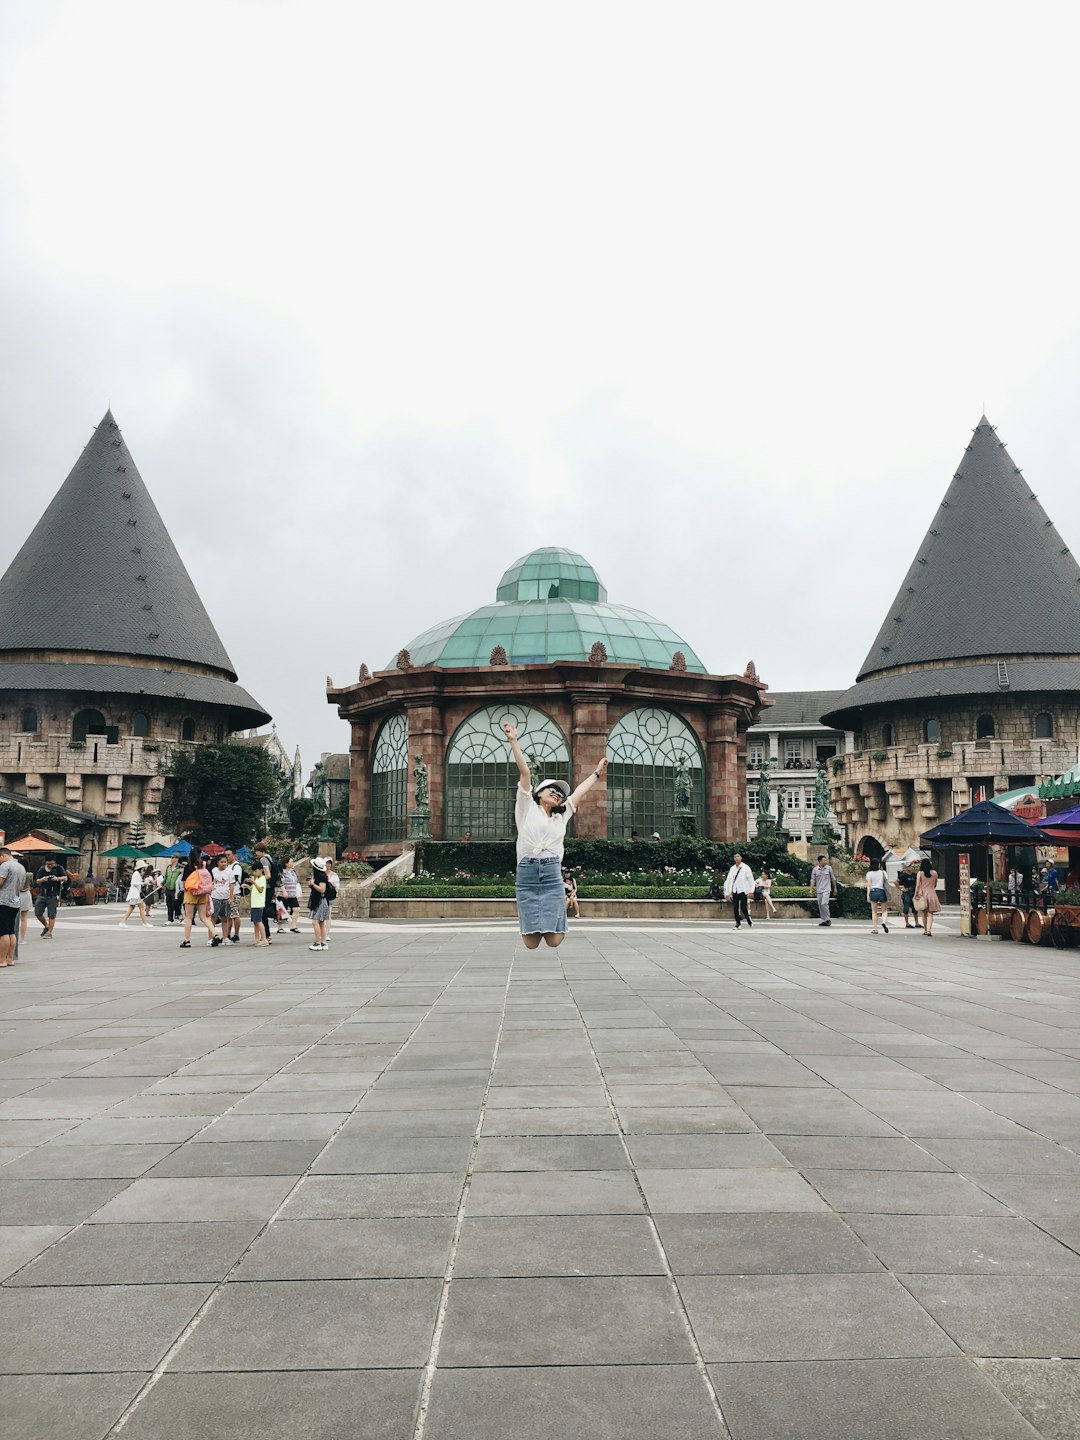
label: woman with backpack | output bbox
[308,857,331,951]
[180,855,218,948]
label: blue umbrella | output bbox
[235,847,254,861]
[157,839,193,858]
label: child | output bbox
[562,868,579,919]
[249,866,268,946]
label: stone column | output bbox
[706,707,741,841]
[406,702,445,839]
[570,693,609,838]
[348,720,371,850]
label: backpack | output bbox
[324,876,337,902]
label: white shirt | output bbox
[866,868,887,892]
[724,862,755,896]
[515,784,576,861]
[125,875,144,903]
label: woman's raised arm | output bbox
[569,757,607,808]
[503,722,533,791]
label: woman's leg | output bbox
[201,900,215,940]
[542,932,565,948]
[183,904,193,942]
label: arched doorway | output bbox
[606,706,704,839]
[445,703,570,840]
[72,708,107,743]
[857,834,885,862]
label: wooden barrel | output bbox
[1026,909,1053,946]
[986,908,1015,938]
[976,906,989,935]
[1009,908,1028,944]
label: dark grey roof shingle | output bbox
[820,659,1080,728]
[751,690,846,728]
[857,417,1080,678]
[0,412,237,675]
[0,661,269,727]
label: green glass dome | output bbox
[394,547,707,672]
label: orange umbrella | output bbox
[8,833,80,854]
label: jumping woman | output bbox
[503,721,606,949]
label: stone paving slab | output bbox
[3,910,1080,1435]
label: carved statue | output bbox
[670,650,687,672]
[757,754,772,818]
[744,660,758,680]
[395,649,413,671]
[776,785,786,830]
[358,663,371,681]
[674,757,692,810]
[412,754,429,807]
[814,763,830,819]
[309,761,329,812]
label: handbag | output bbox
[913,893,928,912]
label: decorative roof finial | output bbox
[358,663,371,681]
[489,644,508,666]
[589,641,607,665]
[395,648,413,671]
[670,650,687,672]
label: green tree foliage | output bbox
[0,802,82,845]
[158,743,280,848]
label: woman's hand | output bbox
[503,722,518,742]
[594,758,608,779]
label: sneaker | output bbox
[211,936,223,947]
[180,940,191,948]
[141,922,154,928]
[882,922,889,934]
[229,935,239,944]
[117,920,128,928]
[819,920,831,927]
[308,942,324,951]
[746,918,752,927]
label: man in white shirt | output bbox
[724,852,755,929]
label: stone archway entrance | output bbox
[858,834,885,862]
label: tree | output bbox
[158,743,281,847]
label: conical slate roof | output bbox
[858,417,1080,678]
[0,411,236,675]
[821,417,1080,728]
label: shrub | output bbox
[415,837,813,883]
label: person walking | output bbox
[17,864,32,950]
[504,720,606,949]
[163,858,182,924]
[866,861,890,934]
[220,850,243,944]
[281,858,301,933]
[180,856,218,947]
[308,857,330,951]
[252,844,282,946]
[810,854,837,926]
[34,856,70,938]
[0,846,27,966]
[723,852,755,928]
[913,857,941,936]
[118,861,154,928]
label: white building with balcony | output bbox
[746,691,851,840]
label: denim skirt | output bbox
[516,857,567,934]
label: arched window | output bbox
[882,723,893,748]
[1033,712,1054,739]
[72,708,106,743]
[371,712,408,843]
[181,717,196,742]
[976,714,995,739]
[132,712,149,737]
[446,703,570,841]
[20,706,38,733]
[923,718,941,744]
[606,707,705,839]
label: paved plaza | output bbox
[2,909,1080,1438]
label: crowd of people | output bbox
[119,846,340,952]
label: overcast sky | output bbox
[2,1,1079,773]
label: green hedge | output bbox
[415,836,814,882]
[373,881,869,914]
